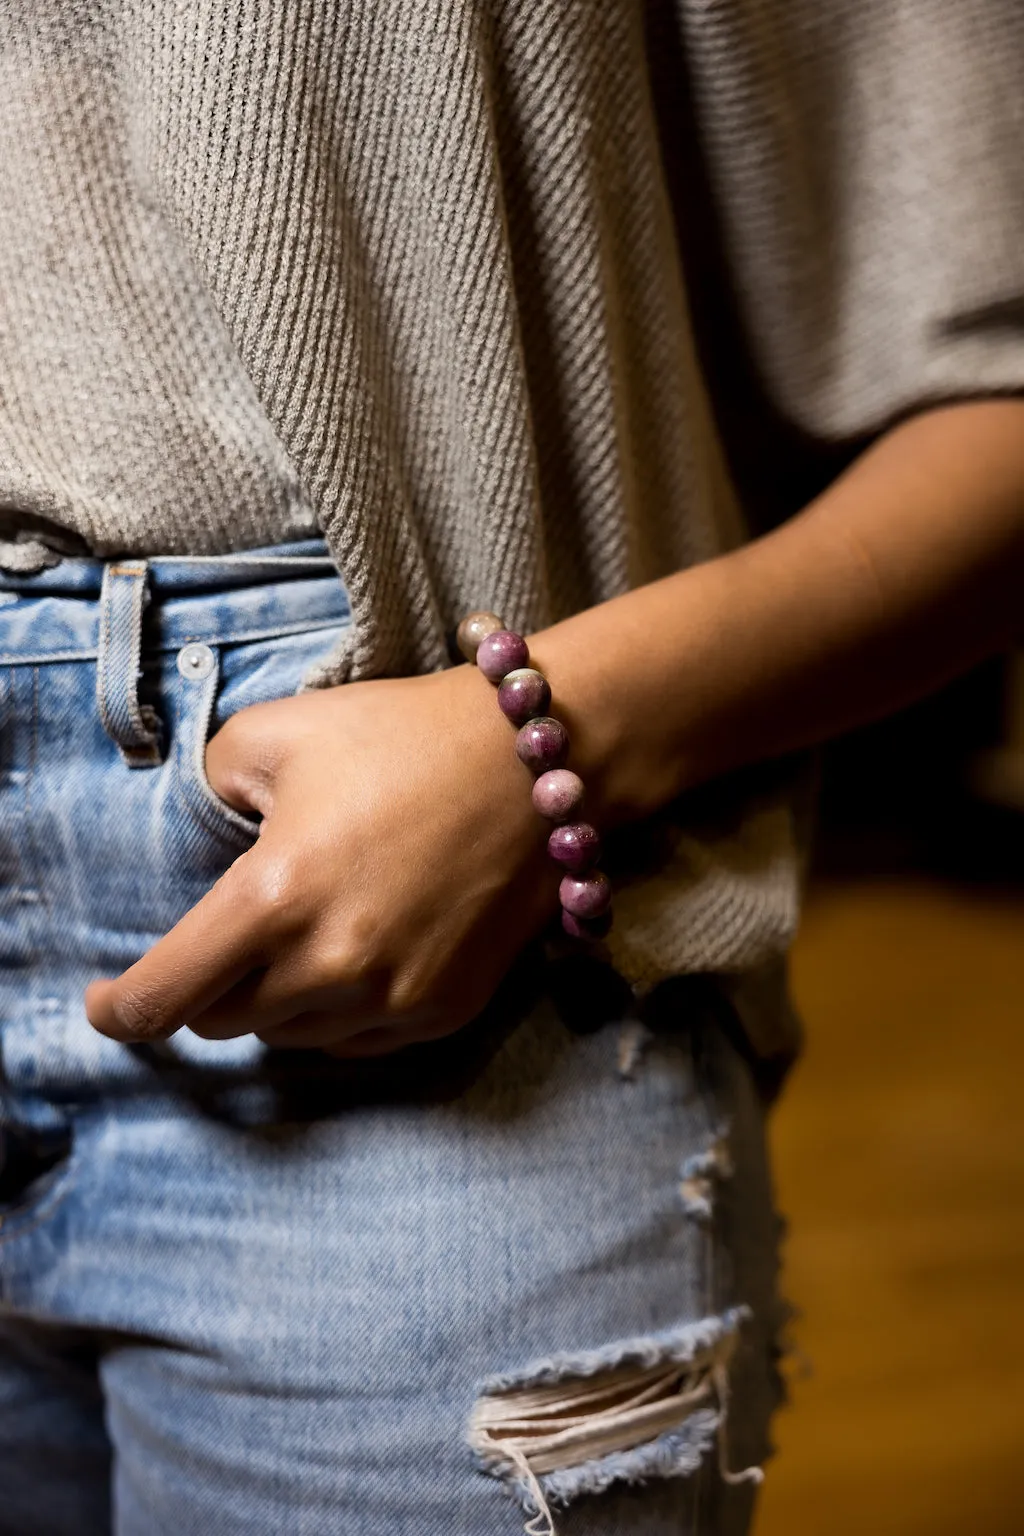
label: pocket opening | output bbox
[175,648,262,849]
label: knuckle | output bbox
[110,986,172,1040]
[306,950,357,994]
[248,854,306,924]
[301,924,392,1002]
[312,944,373,998]
[385,965,435,1020]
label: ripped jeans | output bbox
[0,544,785,1536]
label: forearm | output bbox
[530,400,1024,825]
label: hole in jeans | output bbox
[468,1311,762,1535]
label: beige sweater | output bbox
[2,3,1021,1050]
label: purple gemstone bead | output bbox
[559,870,612,920]
[497,667,551,726]
[456,610,504,662]
[561,907,613,941]
[532,768,585,822]
[476,629,529,683]
[548,822,601,873]
[515,716,569,773]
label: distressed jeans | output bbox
[0,544,784,1535]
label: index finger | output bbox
[84,863,265,1042]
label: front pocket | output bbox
[175,643,260,849]
[174,623,349,850]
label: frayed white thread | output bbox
[470,1336,763,1535]
[474,1362,714,1473]
[502,1445,556,1536]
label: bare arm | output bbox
[533,399,1024,824]
[85,400,1024,1049]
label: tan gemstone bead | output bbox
[456,611,504,662]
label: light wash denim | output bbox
[0,544,784,1535]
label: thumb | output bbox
[206,710,279,817]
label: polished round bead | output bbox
[456,611,504,662]
[532,768,585,822]
[561,907,613,941]
[547,821,601,873]
[559,869,612,920]
[497,668,551,726]
[515,716,569,773]
[476,628,530,682]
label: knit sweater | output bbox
[2,3,1022,1051]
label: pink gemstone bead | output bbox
[532,769,585,822]
[477,629,529,682]
[561,907,613,941]
[497,668,551,726]
[456,610,504,662]
[548,822,601,873]
[559,870,612,920]
[515,716,569,773]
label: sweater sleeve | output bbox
[679,0,1024,440]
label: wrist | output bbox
[455,615,624,939]
[526,599,707,828]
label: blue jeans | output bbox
[0,545,783,1535]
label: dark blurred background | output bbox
[756,649,1024,1536]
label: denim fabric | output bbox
[0,546,783,1536]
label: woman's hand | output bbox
[84,664,559,1053]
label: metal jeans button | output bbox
[177,642,215,681]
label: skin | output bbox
[85,399,1024,1053]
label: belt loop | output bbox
[96,561,164,768]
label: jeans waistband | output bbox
[0,539,335,597]
[0,539,351,770]
[0,540,351,665]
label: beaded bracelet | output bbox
[456,611,612,942]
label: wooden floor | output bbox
[754,878,1024,1536]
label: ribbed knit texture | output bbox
[2,4,1021,1043]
